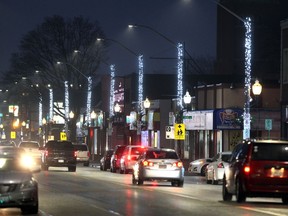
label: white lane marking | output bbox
[239,206,287,216]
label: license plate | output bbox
[271,168,283,177]
[58,159,64,163]
[159,165,167,169]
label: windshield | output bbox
[252,143,288,161]
[146,150,179,159]
[19,142,39,148]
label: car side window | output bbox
[230,144,241,162]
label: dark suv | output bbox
[223,139,288,204]
[110,145,126,173]
[41,140,77,172]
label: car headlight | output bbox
[20,155,36,169]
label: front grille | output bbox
[0,184,18,193]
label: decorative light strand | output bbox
[39,95,42,126]
[49,88,53,121]
[243,17,252,139]
[109,64,116,118]
[86,76,92,125]
[138,55,144,112]
[177,43,184,109]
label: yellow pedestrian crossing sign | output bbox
[174,123,185,140]
[60,132,67,141]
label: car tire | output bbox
[212,179,218,185]
[222,176,232,201]
[201,165,208,176]
[137,178,143,185]
[236,178,246,203]
[21,202,38,215]
[120,168,124,174]
[282,196,288,204]
[132,174,137,185]
[178,180,184,187]
[41,164,48,171]
[68,166,76,172]
[83,161,89,167]
[206,173,212,184]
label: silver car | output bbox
[0,146,40,214]
[132,148,184,187]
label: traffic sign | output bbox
[60,132,67,141]
[174,124,185,140]
[265,119,272,130]
[166,126,174,139]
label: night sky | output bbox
[0,0,216,76]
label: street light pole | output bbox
[252,79,262,138]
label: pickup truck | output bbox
[41,140,77,172]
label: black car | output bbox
[110,145,126,173]
[41,140,77,172]
[100,149,114,171]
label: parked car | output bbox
[206,151,232,185]
[18,140,42,164]
[41,140,77,172]
[132,148,184,187]
[120,145,151,174]
[100,149,114,171]
[110,145,126,173]
[73,143,90,166]
[188,158,212,176]
[223,139,288,204]
[0,146,40,214]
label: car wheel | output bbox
[21,202,38,215]
[282,196,288,204]
[120,168,124,174]
[236,178,246,203]
[137,178,143,185]
[222,175,232,201]
[84,161,89,167]
[41,164,48,171]
[132,174,137,185]
[124,166,129,174]
[212,170,218,185]
[206,172,212,184]
[68,166,76,172]
[178,180,184,187]
[201,165,208,176]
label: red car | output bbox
[110,145,126,173]
[223,139,288,204]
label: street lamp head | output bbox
[183,91,192,105]
[252,79,262,96]
[143,97,151,109]
[91,110,97,119]
[69,111,74,119]
[114,103,121,113]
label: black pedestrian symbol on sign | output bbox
[177,125,183,136]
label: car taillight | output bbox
[87,152,90,157]
[143,160,153,166]
[243,165,250,174]
[127,155,131,161]
[173,162,183,168]
[217,163,224,168]
[45,150,49,157]
[74,151,77,157]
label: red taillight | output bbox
[74,151,77,157]
[173,162,183,168]
[244,165,250,174]
[127,155,131,161]
[87,152,90,157]
[143,160,153,166]
[45,150,49,157]
[217,163,224,168]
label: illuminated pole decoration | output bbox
[138,55,144,113]
[39,95,43,126]
[177,43,184,109]
[109,64,116,118]
[210,2,253,138]
[86,76,92,126]
[49,87,53,121]
[243,17,252,139]
[64,81,69,133]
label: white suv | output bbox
[120,145,150,174]
[73,144,90,166]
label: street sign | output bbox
[10,131,16,139]
[174,123,185,140]
[165,126,174,139]
[265,119,272,130]
[60,132,67,141]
